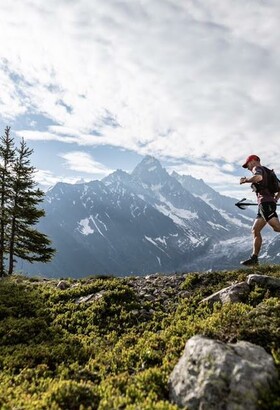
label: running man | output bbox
[240,154,280,266]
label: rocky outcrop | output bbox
[75,290,106,304]
[201,273,280,306]
[57,272,280,311]
[56,280,70,290]
[125,273,190,307]
[169,335,277,410]
[247,273,280,289]
[200,281,250,306]
[69,273,190,311]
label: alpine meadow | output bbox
[0,266,280,409]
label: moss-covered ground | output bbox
[0,265,280,409]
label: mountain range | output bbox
[20,156,277,278]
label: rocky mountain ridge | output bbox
[21,156,258,278]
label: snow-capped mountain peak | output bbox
[102,169,131,186]
[23,157,254,278]
[131,155,168,186]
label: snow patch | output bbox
[78,218,94,235]
[197,197,251,229]
[207,221,228,231]
[77,215,107,237]
[156,256,161,265]
[90,216,105,237]
[96,214,108,231]
[130,204,141,218]
[188,235,201,245]
[219,210,251,228]
[238,213,252,221]
[198,194,212,206]
[155,200,198,228]
[150,184,163,194]
[155,236,167,246]
[144,236,170,256]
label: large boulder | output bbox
[200,282,250,306]
[246,274,280,289]
[169,335,277,410]
[56,280,70,290]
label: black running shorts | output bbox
[256,202,278,221]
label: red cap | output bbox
[242,154,260,168]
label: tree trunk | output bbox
[8,216,16,275]
[0,176,6,276]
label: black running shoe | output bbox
[240,255,259,266]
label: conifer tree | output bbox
[0,127,55,275]
[7,138,55,275]
[0,127,15,276]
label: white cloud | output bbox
[167,159,259,200]
[34,169,78,188]
[1,0,280,180]
[168,160,237,185]
[0,66,27,118]
[16,130,77,143]
[59,151,113,175]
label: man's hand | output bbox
[275,192,280,202]
[240,177,247,185]
[240,175,262,185]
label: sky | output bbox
[1,0,280,202]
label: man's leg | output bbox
[267,216,280,232]
[252,217,267,256]
[241,217,266,266]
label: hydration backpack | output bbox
[263,167,280,194]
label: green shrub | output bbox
[0,268,279,409]
[43,380,99,410]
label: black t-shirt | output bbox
[252,166,276,204]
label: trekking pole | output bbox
[235,198,280,210]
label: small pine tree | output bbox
[7,138,55,275]
[0,127,15,276]
[0,127,55,276]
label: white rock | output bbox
[56,280,69,290]
[200,282,250,306]
[169,335,277,410]
[247,274,280,289]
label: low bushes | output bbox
[0,266,279,409]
